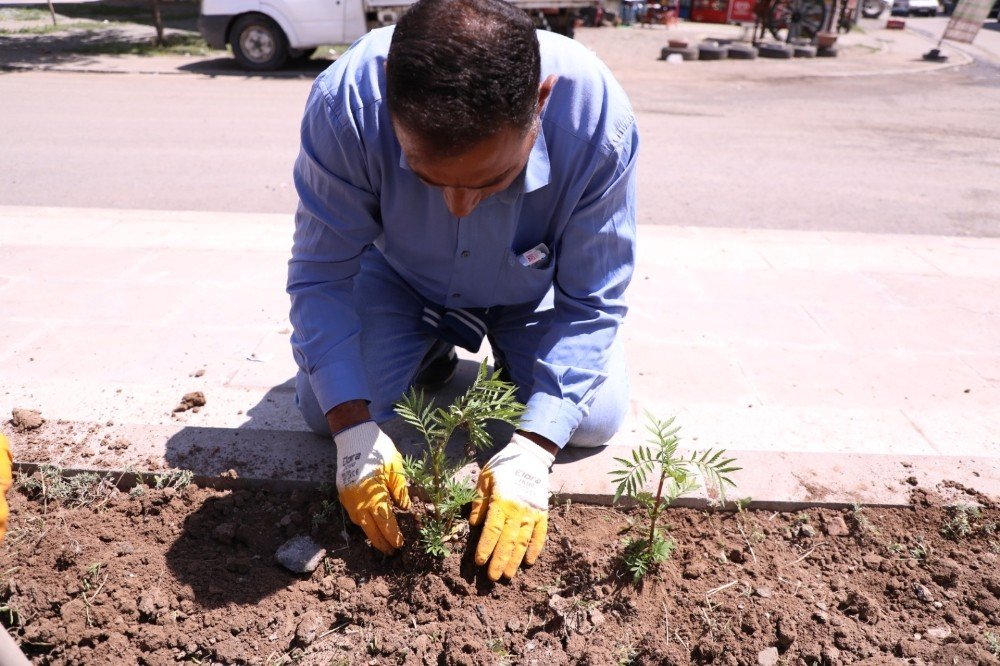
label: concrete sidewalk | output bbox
[1,205,998,505]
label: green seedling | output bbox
[909,535,930,560]
[395,360,525,557]
[851,502,879,536]
[941,503,981,540]
[610,413,739,582]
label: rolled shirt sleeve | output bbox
[520,119,638,447]
[288,81,381,415]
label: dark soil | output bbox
[1,473,998,665]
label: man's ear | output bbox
[536,75,558,113]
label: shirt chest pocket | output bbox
[491,247,556,306]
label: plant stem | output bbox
[647,467,668,559]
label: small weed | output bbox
[17,466,116,511]
[77,562,109,627]
[985,631,1000,658]
[941,503,981,540]
[610,413,738,583]
[851,502,879,536]
[311,499,337,530]
[152,469,194,490]
[909,535,930,560]
[615,641,639,666]
[734,496,753,513]
[487,637,513,665]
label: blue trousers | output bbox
[294,249,629,448]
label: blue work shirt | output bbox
[289,26,638,447]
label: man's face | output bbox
[396,122,537,219]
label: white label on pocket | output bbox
[517,243,549,268]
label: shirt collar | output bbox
[396,123,551,199]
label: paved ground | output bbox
[2,205,997,506]
[1,19,998,506]
[2,19,1000,236]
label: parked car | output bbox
[862,0,892,17]
[200,0,588,71]
[892,0,938,15]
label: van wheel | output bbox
[230,14,288,71]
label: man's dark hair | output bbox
[386,0,541,156]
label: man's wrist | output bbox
[515,429,559,458]
[326,400,372,437]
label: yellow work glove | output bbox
[333,421,410,554]
[470,433,554,581]
[0,434,12,542]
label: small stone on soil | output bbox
[798,524,817,538]
[294,611,325,647]
[11,407,44,431]
[925,626,951,640]
[275,536,326,574]
[823,516,850,536]
[757,646,780,666]
[754,586,773,598]
[913,583,934,603]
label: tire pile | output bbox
[660,38,838,61]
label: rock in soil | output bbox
[275,535,326,573]
[173,391,206,413]
[824,515,850,536]
[11,407,43,431]
[757,646,780,666]
[294,611,325,646]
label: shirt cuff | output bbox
[519,393,584,449]
[308,358,371,416]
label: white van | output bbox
[199,0,588,70]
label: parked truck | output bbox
[199,0,590,70]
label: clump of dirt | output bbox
[9,408,43,432]
[0,472,997,665]
[173,391,206,413]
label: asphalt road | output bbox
[1,23,999,236]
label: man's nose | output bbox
[442,188,482,218]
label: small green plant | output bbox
[610,414,739,582]
[909,535,930,560]
[311,498,337,530]
[985,631,1000,658]
[152,469,194,490]
[77,562,108,627]
[486,637,513,665]
[18,466,116,511]
[941,503,981,539]
[395,360,525,557]
[851,502,879,536]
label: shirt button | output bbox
[461,250,470,258]
[452,293,461,299]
